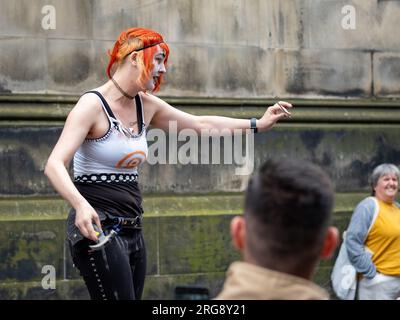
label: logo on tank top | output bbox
[115,151,147,169]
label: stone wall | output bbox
[1,119,400,196]
[0,0,399,98]
[0,100,399,299]
[0,0,399,300]
[0,193,369,299]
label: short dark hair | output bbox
[244,159,334,272]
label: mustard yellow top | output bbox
[364,200,400,275]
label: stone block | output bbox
[158,214,240,275]
[0,126,61,195]
[208,47,276,98]
[160,44,210,97]
[0,38,47,93]
[308,0,400,51]
[373,52,400,97]
[0,198,69,221]
[0,220,64,282]
[0,0,92,39]
[166,0,219,44]
[92,0,169,40]
[259,0,308,49]
[48,0,93,39]
[47,39,97,94]
[277,49,372,97]
[167,0,260,47]
[0,0,44,37]
[163,45,276,98]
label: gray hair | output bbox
[370,163,400,195]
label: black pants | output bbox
[69,229,146,300]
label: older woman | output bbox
[44,27,292,300]
[346,163,400,300]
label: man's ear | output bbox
[320,226,339,259]
[230,216,246,252]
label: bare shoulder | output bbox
[73,92,103,114]
[139,92,169,110]
[67,91,104,125]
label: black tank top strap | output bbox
[85,90,117,120]
[134,94,144,129]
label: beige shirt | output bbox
[215,261,329,300]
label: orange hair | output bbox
[107,28,170,92]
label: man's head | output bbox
[230,158,338,279]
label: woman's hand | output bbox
[256,101,293,132]
[75,202,102,242]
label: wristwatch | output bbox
[250,118,258,133]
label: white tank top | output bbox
[73,91,148,183]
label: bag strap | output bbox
[363,196,379,254]
[342,196,380,241]
[366,196,379,236]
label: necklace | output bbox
[111,77,135,99]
